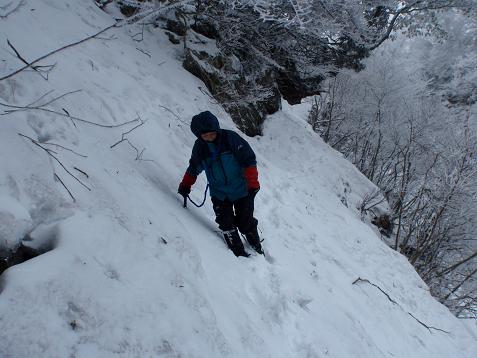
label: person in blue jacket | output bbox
[178,111,262,257]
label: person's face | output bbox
[201,131,217,142]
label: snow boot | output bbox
[223,229,249,257]
[245,228,264,255]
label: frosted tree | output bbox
[308,21,477,316]
[109,0,476,134]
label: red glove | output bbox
[244,166,259,191]
[178,172,197,197]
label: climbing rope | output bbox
[183,183,209,208]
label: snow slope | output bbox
[0,1,476,357]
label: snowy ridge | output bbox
[0,1,475,357]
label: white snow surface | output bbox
[0,1,476,357]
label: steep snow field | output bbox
[0,1,476,357]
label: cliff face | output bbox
[151,5,368,137]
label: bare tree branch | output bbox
[352,277,398,304]
[124,0,189,25]
[54,173,75,202]
[157,104,189,125]
[110,116,154,161]
[0,23,118,81]
[131,22,146,42]
[136,47,151,58]
[0,0,26,19]
[18,133,91,192]
[6,40,55,80]
[0,90,139,128]
[443,267,477,301]
[42,142,87,158]
[407,312,450,334]
[27,90,55,107]
[437,250,477,277]
[73,167,89,178]
[353,277,450,334]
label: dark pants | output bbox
[211,194,258,235]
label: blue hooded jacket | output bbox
[186,111,257,201]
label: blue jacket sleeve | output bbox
[227,131,257,167]
[186,140,204,176]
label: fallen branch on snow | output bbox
[0,0,27,19]
[6,40,56,80]
[157,104,188,125]
[0,23,118,81]
[352,277,450,334]
[352,277,397,304]
[0,90,140,128]
[1,1,190,82]
[110,116,153,161]
[18,133,91,202]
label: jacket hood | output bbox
[190,111,221,138]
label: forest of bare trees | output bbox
[308,11,477,316]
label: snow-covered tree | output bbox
[113,0,476,135]
[308,21,477,316]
